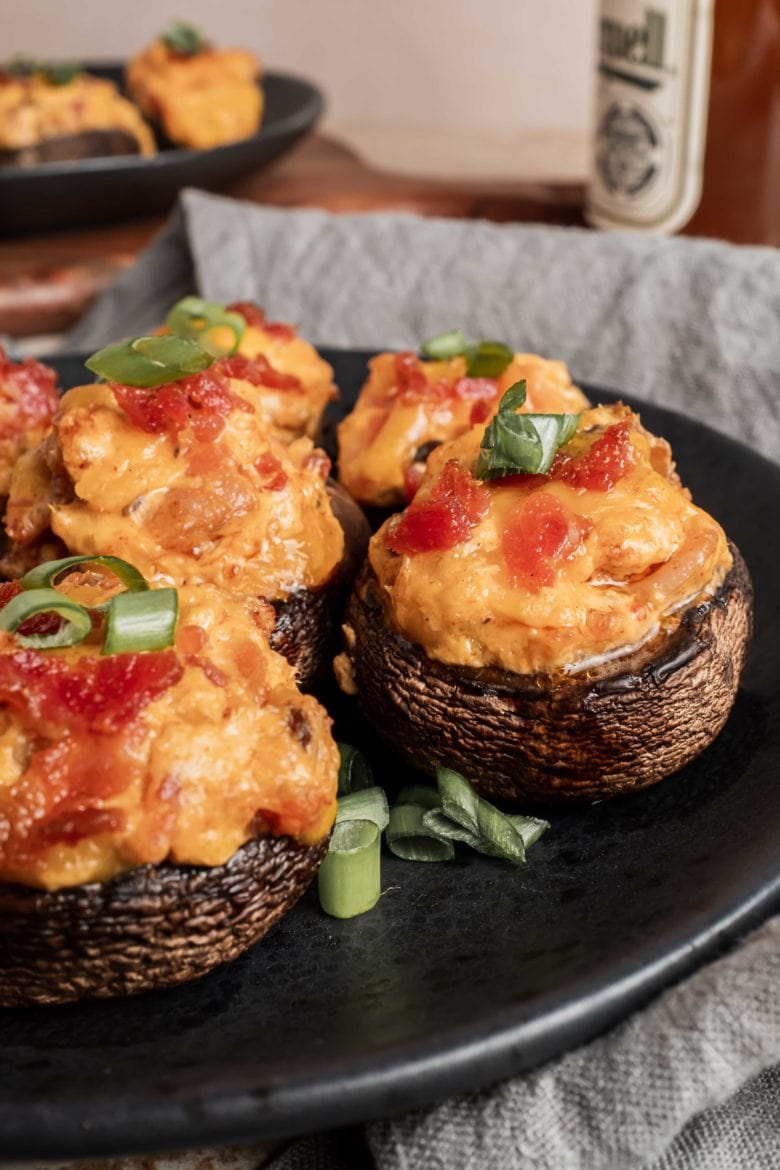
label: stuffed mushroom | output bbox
[0,63,155,166]
[337,347,589,510]
[0,562,338,1006]
[0,337,367,687]
[0,345,59,498]
[126,22,262,150]
[337,396,752,802]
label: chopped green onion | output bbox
[429,767,531,866]
[165,296,246,357]
[508,814,550,849]
[421,329,470,360]
[476,380,580,480]
[103,589,178,655]
[0,589,92,649]
[421,330,514,378]
[318,819,381,919]
[395,784,441,810]
[160,21,207,56]
[387,803,455,862]
[464,340,515,379]
[85,335,213,389]
[337,743,374,795]
[335,786,389,832]
[22,555,149,596]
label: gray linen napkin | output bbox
[66,190,780,1170]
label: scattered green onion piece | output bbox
[421,329,470,361]
[160,21,207,56]
[318,819,381,919]
[432,767,528,866]
[102,588,178,655]
[508,814,550,850]
[335,786,389,832]
[436,766,481,835]
[85,335,213,389]
[337,743,374,795]
[165,296,246,357]
[386,803,455,863]
[22,554,149,596]
[464,340,515,379]
[476,380,580,481]
[395,784,441,810]
[0,589,92,649]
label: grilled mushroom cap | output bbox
[0,833,328,1007]
[343,543,753,803]
[272,479,369,689]
[0,130,144,167]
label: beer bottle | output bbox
[585,1,780,246]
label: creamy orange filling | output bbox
[0,74,155,154]
[3,380,344,601]
[0,585,338,891]
[127,41,262,149]
[338,350,589,507]
[370,404,732,676]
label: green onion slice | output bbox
[102,588,178,655]
[335,786,389,832]
[337,743,374,796]
[431,767,529,866]
[160,21,207,56]
[395,784,441,810]
[85,335,213,389]
[318,819,381,919]
[476,380,580,480]
[387,803,455,862]
[421,330,514,378]
[508,814,550,849]
[165,296,246,357]
[22,555,150,596]
[0,588,92,649]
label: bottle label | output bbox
[586,0,714,233]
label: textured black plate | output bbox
[0,64,323,236]
[0,349,778,1161]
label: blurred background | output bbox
[2,0,596,181]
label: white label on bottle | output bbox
[586,0,714,233]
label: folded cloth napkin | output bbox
[66,189,780,1170]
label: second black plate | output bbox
[0,65,323,236]
[0,350,778,1161]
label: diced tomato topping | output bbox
[470,400,493,426]
[394,352,430,400]
[0,648,183,736]
[226,301,297,341]
[0,345,59,440]
[554,419,635,491]
[0,580,68,639]
[112,369,251,443]
[387,460,490,554]
[215,354,303,393]
[254,451,288,491]
[36,806,126,847]
[303,448,332,480]
[502,493,592,591]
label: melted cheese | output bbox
[0,585,338,890]
[4,381,344,600]
[237,323,337,441]
[338,351,589,507]
[0,73,155,154]
[127,40,262,149]
[370,404,732,676]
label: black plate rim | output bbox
[0,65,324,181]
[0,350,777,1161]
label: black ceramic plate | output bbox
[0,64,323,236]
[1,350,778,1161]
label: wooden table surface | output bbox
[0,134,585,339]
